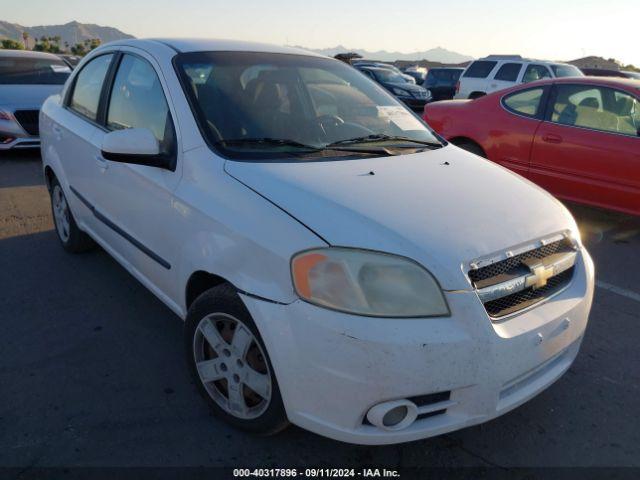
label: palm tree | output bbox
[22,31,29,49]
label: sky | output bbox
[4,0,640,66]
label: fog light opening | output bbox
[383,405,408,427]
[366,399,418,431]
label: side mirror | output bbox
[101,128,172,170]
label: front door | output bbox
[90,51,184,302]
[529,83,640,214]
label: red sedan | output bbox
[424,77,640,216]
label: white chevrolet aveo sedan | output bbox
[40,39,594,445]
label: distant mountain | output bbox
[295,45,474,64]
[0,20,134,48]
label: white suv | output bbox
[455,55,583,99]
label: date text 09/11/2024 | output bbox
[232,468,401,478]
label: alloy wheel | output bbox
[52,185,71,242]
[193,313,272,419]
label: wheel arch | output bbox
[185,270,231,311]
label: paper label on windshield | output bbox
[377,106,424,131]
[51,64,72,73]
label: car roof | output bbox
[475,56,572,67]
[102,38,325,57]
[554,76,640,89]
[0,49,64,60]
[493,76,640,98]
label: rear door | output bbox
[53,53,115,239]
[529,83,640,214]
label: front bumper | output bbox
[0,118,40,150]
[241,248,594,445]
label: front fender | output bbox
[173,147,327,315]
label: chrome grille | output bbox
[484,268,575,317]
[469,239,574,284]
[469,237,577,319]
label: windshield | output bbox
[0,56,71,85]
[551,64,584,78]
[175,52,440,160]
[372,68,407,84]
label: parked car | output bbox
[41,38,594,445]
[353,60,416,84]
[424,67,464,101]
[0,50,71,150]
[356,65,431,111]
[581,68,640,80]
[455,55,583,99]
[57,54,82,69]
[425,77,640,216]
[402,67,427,85]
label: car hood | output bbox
[0,85,63,109]
[224,146,577,290]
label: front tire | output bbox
[185,284,289,435]
[49,177,95,253]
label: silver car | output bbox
[0,50,71,150]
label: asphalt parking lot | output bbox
[1,150,639,469]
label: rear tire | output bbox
[452,139,487,158]
[185,283,289,435]
[468,91,486,100]
[49,176,95,253]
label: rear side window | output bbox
[494,63,522,82]
[69,54,114,121]
[463,61,497,79]
[0,57,71,85]
[503,88,545,117]
[106,54,175,156]
[522,64,552,83]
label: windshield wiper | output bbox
[326,134,442,149]
[217,137,397,157]
[218,137,321,151]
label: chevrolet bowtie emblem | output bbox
[525,262,556,290]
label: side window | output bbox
[69,54,114,121]
[522,64,552,83]
[613,90,640,136]
[494,63,523,82]
[107,55,175,156]
[551,84,640,136]
[463,61,498,79]
[503,88,545,117]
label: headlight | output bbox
[392,87,410,97]
[291,248,449,317]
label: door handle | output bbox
[94,154,109,170]
[52,124,63,139]
[542,133,563,144]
